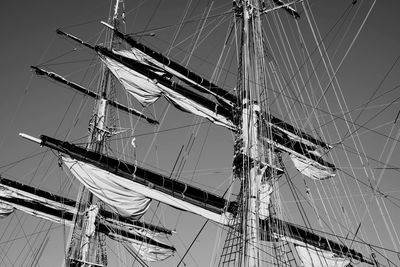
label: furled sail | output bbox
[0,177,76,219]
[100,52,162,105]
[131,240,175,262]
[104,24,236,107]
[63,156,234,224]
[0,176,171,234]
[289,153,335,180]
[264,115,336,180]
[0,176,175,262]
[262,121,336,180]
[100,48,336,179]
[23,134,237,225]
[0,182,75,225]
[63,157,151,219]
[265,114,332,151]
[294,241,351,267]
[56,29,336,179]
[260,217,372,264]
[103,220,175,262]
[97,47,235,130]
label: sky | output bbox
[0,0,400,266]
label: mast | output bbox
[66,1,124,266]
[237,1,304,265]
[240,1,264,266]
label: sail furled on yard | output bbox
[283,236,351,267]
[260,217,372,264]
[105,25,236,107]
[0,181,75,225]
[107,229,174,262]
[56,29,335,179]
[261,114,336,180]
[125,47,234,107]
[295,242,351,267]
[97,43,335,179]
[0,177,76,221]
[36,135,237,225]
[129,238,175,262]
[289,153,335,180]
[100,51,162,105]
[63,156,234,224]
[0,176,175,262]
[97,47,235,130]
[104,219,175,262]
[63,157,151,219]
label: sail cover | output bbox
[293,240,351,267]
[63,157,151,219]
[99,49,235,130]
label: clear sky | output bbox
[0,0,400,266]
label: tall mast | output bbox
[90,0,124,150]
[240,1,265,266]
[66,1,125,266]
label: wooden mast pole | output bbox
[241,1,262,266]
[66,1,124,266]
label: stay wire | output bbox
[341,55,400,139]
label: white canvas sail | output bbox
[260,131,336,180]
[295,244,351,267]
[0,182,76,214]
[0,198,74,226]
[63,157,233,224]
[0,176,175,262]
[131,239,175,262]
[121,47,233,106]
[283,237,351,267]
[107,231,175,262]
[289,154,336,180]
[101,54,162,105]
[100,50,235,130]
[63,157,151,219]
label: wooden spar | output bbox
[31,66,158,124]
[95,46,234,121]
[100,21,236,107]
[0,176,172,235]
[56,30,335,155]
[19,133,237,218]
[270,0,301,19]
[65,1,124,264]
[260,218,373,264]
[0,196,174,250]
[241,1,259,265]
